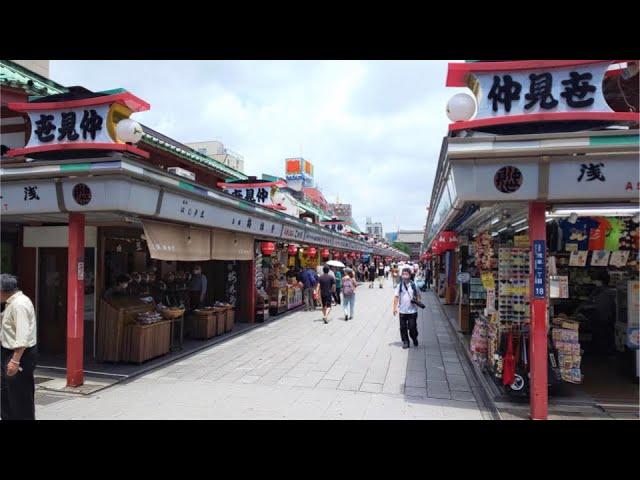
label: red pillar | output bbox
[66,213,85,387]
[528,202,548,420]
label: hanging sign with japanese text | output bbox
[281,225,306,241]
[159,191,284,238]
[533,240,546,299]
[217,179,288,210]
[304,229,333,246]
[446,60,639,130]
[0,181,59,215]
[7,90,150,158]
[547,155,640,201]
[476,63,612,118]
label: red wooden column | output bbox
[66,213,85,387]
[528,202,548,420]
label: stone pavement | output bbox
[36,279,487,419]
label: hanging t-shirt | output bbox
[605,218,625,251]
[619,219,638,251]
[587,217,611,251]
[560,218,599,251]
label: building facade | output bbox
[185,140,245,173]
[395,230,424,260]
[366,217,384,239]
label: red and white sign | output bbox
[218,180,288,210]
[7,90,150,158]
[446,60,639,131]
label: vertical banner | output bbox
[533,240,546,299]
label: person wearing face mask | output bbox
[392,267,421,349]
[188,265,208,310]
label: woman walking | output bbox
[342,270,357,320]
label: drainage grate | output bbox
[35,393,67,406]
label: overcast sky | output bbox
[51,60,464,233]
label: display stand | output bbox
[122,320,172,364]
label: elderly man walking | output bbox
[1,274,38,420]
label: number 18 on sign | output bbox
[533,240,546,299]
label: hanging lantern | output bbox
[307,246,317,257]
[321,248,330,259]
[261,242,276,256]
[288,245,298,256]
[438,231,458,251]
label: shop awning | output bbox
[142,220,211,261]
[210,229,254,261]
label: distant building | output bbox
[385,232,398,243]
[11,60,49,78]
[185,140,245,173]
[366,217,384,239]
[396,229,424,260]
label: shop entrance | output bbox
[37,247,96,359]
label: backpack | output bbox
[342,278,355,296]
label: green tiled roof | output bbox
[0,60,67,96]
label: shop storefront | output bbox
[425,60,640,419]
[1,81,406,386]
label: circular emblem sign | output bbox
[72,183,92,205]
[494,166,523,194]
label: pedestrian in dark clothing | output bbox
[317,266,335,324]
[301,267,319,311]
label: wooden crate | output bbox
[214,308,226,336]
[122,320,171,364]
[96,299,153,362]
[188,312,217,340]
[225,307,235,333]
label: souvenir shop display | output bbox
[551,316,582,384]
[470,317,488,365]
[590,250,610,267]
[497,248,530,323]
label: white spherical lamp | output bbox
[446,93,476,122]
[116,118,144,144]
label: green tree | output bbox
[392,242,411,255]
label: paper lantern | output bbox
[438,231,458,251]
[261,242,276,256]
[321,248,330,259]
[446,93,476,122]
[116,118,144,144]
[288,245,298,256]
[307,247,317,257]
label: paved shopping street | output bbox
[36,280,487,420]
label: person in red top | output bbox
[588,217,611,250]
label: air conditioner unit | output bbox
[168,167,196,181]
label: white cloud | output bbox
[50,60,459,231]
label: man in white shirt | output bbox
[392,267,420,349]
[1,273,37,420]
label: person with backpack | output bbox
[392,267,422,349]
[301,266,319,311]
[368,263,377,288]
[341,270,357,321]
